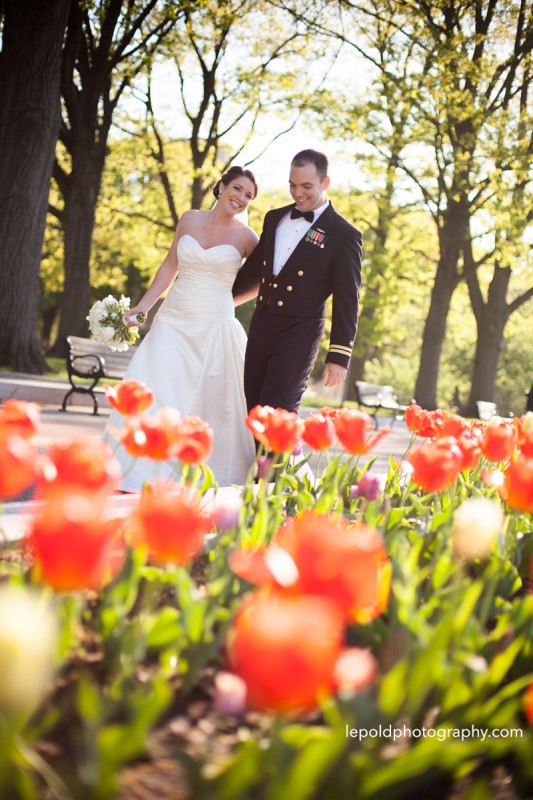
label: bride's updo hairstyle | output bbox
[212,166,258,201]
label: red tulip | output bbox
[333,408,389,455]
[503,458,533,514]
[408,437,463,492]
[227,590,344,712]
[0,399,41,439]
[456,432,482,472]
[480,418,516,463]
[404,404,446,438]
[319,406,339,421]
[301,412,335,450]
[246,405,303,454]
[0,434,36,500]
[172,415,213,464]
[129,484,211,564]
[28,495,123,591]
[439,414,469,438]
[105,379,154,416]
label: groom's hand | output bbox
[322,363,347,387]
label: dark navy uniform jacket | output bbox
[232,202,362,369]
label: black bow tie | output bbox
[290,208,314,223]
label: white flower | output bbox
[452,497,504,560]
[87,295,141,351]
[0,586,58,715]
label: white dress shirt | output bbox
[273,200,330,276]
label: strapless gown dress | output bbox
[102,234,256,489]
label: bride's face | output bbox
[220,177,255,215]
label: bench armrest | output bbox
[68,353,106,379]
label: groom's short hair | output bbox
[291,149,328,181]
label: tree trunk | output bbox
[0,0,71,372]
[413,201,466,409]
[464,266,511,418]
[48,153,103,354]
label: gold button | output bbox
[273,283,278,288]
[259,295,263,301]
[261,277,265,283]
[298,270,304,276]
[263,260,267,266]
[287,285,293,291]
[277,300,283,307]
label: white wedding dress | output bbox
[102,234,256,490]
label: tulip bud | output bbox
[452,497,504,560]
[211,491,243,531]
[0,586,58,715]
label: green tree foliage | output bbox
[135,0,328,211]
[49,0,182,354]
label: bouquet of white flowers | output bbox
[86,295,146,352]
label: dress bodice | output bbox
[154,234,243,324]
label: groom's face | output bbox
[289,163,330,213]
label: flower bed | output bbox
[1,394,533,799]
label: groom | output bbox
[233,149,362,413]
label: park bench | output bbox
[354,380,408,428]
[475,401,499,420]
[61,336,137,415]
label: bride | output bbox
[102,166,259,489]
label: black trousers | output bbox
[244,307,324,413]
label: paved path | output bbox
[1,374,414,542]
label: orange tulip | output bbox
[105,379,154,416]
[408,437,463,492]
[301,412,335,450]
[227,590,344,712]
[524,681,533,726]
[333,408,389,455]
[246,405,303,454]
[129,484,210,564]
[277,512,390,623]
[0,399,41,439]
[28,495,123,591]
[172,415,214,464]
[139,407,183,460]
[480,418,516,463]
[503,458,533,514]
[37,438,121,498]
[0,434,36,500]
[516,413,533,459]
[118,416,149,458]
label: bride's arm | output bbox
[124,225,180,325]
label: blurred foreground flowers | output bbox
[0,395,532,799]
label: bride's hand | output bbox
[123,307,147,327]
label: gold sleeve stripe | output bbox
[329,345,353,356]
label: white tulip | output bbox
[0,585,58,715]
[452,497,504,560]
